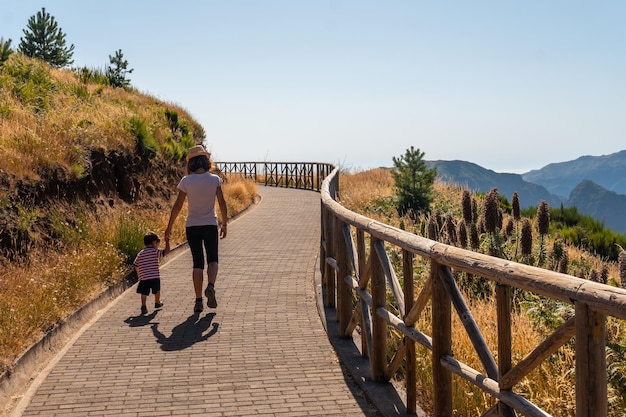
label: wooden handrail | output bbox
[318,166,625,417]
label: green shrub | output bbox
[3,56,53,112]
[73,66,109,85]
[113,213,147,263]
[129,116,158,158]
[48,204,90,246]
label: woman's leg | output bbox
[207,262,218,285]
[204,226,219,285]
[192,268,203,298]
[187,226,207,310]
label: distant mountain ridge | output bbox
[567,180,626,234]
[522,150,626,197]
[426,160,563,208]
[426,149,626,234]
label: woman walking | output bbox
[165,145,228,312]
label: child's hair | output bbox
[143,231,160,246]
[188,155,211,173]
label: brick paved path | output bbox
[12,186,383,417]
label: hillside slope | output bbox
[0,54,203,261]
[567,180,626,233]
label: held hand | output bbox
[164,228,172,241]
[220,224,227,239]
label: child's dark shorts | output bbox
[136,279,161,295]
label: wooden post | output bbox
[357,230,367,354]
[431,260,452,416]
[370,236,387,381]
[496,284,515,417]
[320,203,326,277]
[403,250,417,415]
[575,302,607,417]
[337,221,352,335]
[324,209,335,308]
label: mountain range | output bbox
[426,150,626,234]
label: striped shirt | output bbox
[133,247,165,281]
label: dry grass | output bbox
[339,167,395,211]
[0,54,203,179]
[222,174,258,216]
[0,244,126,370]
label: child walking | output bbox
[134,231,171,315]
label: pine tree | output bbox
[0,37,13,64]
[391,146,436,219]
[18,8,75,68]
[106,49,134,88]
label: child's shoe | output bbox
[155,302,163,309]
[194,299,204,312]
[140,305,148,315]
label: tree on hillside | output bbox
[0,37,13,64]
[392,146,436,219]
[106,49,134,88]
[18,7,75,68]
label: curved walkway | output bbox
[10,186,385,417]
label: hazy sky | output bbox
[2,2,625,173]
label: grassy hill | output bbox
[0,53,204,260]
[0,54,256,372]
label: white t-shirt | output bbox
[177,172,223,227]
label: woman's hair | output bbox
[187,155,211,173]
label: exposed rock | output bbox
[0,151,185,261]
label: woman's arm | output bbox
[216,186,228,238]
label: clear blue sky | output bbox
[2,1,625,173]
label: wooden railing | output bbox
[215,161,333,192]
[319,166,626,417]
[214,161,626,416]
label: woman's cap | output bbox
[186,145,211,161]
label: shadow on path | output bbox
[151,313,219,351]
[123,310,160,327]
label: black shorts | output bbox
[136,279,161,295]
[186,225,219,269]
